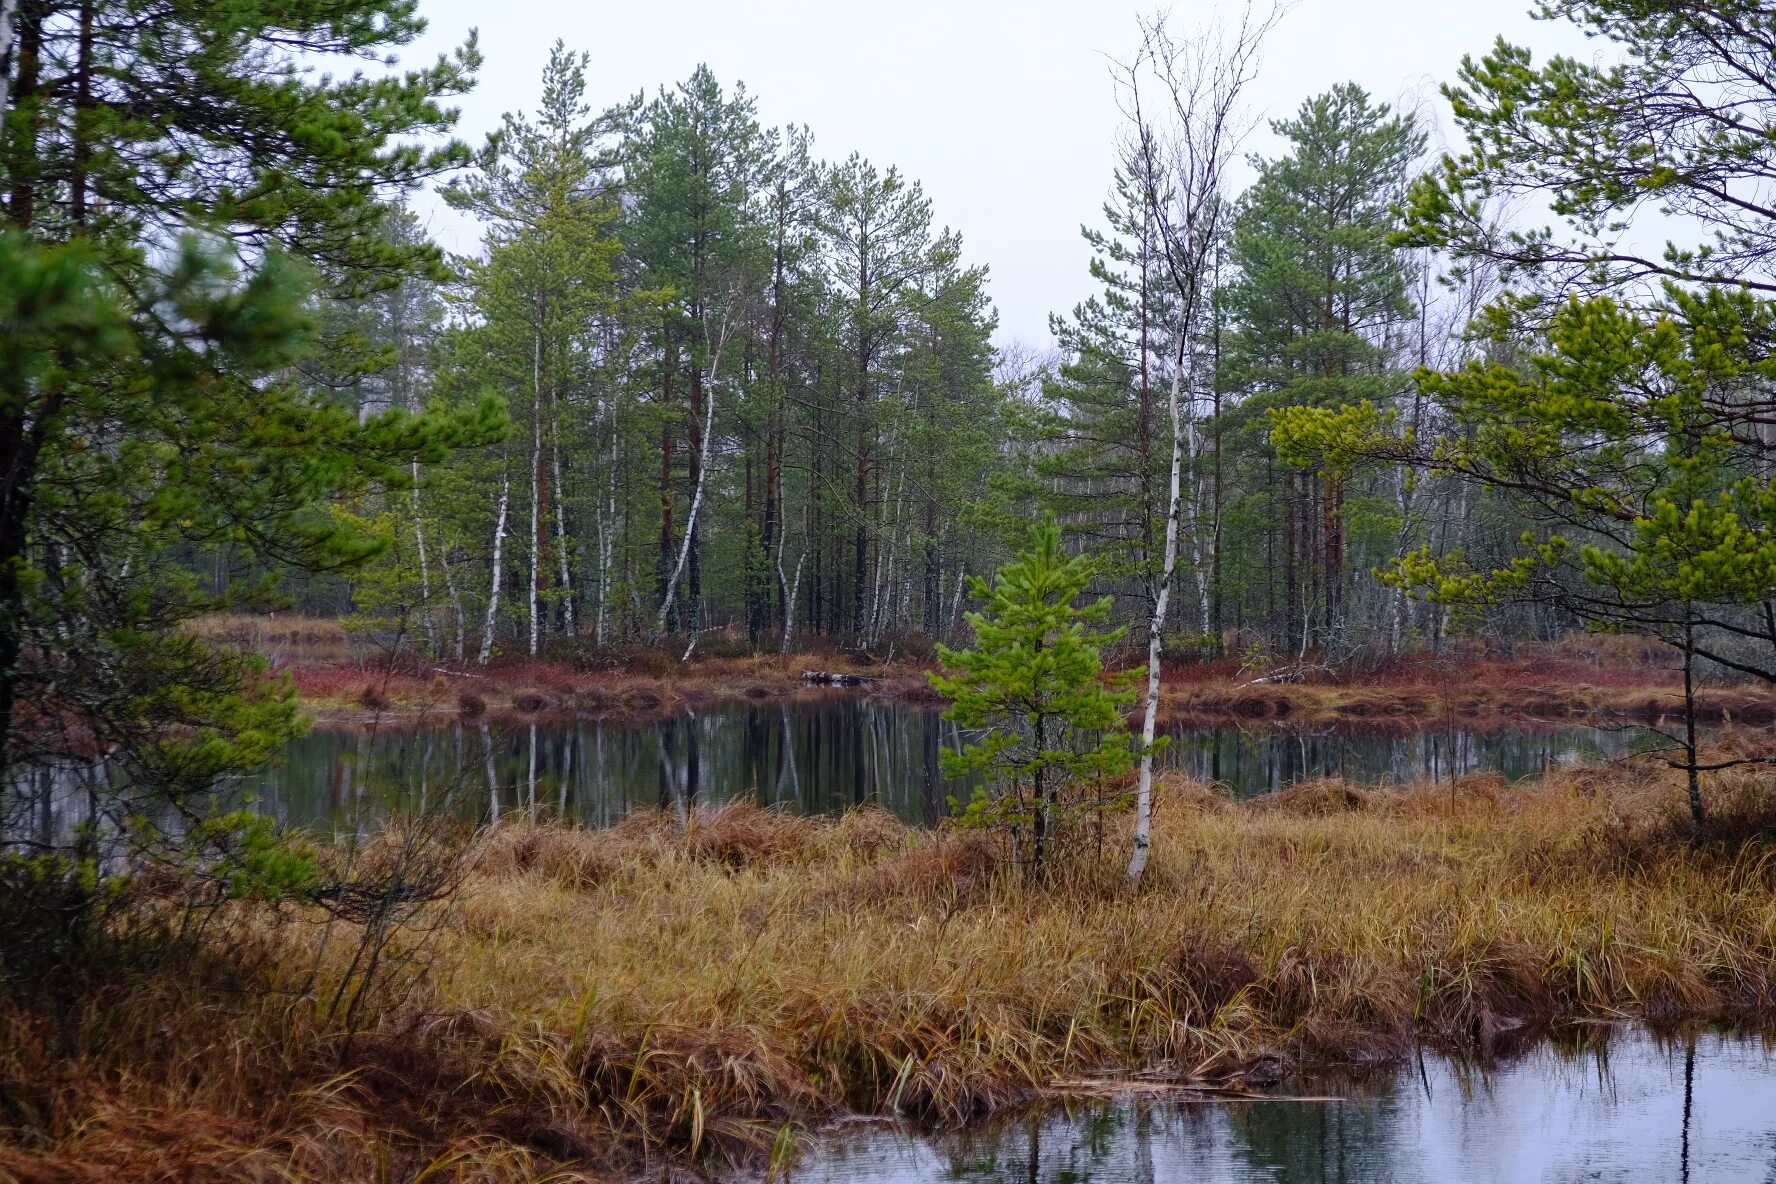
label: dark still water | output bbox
[792,1030,1776,1184]
[245,696,1644,833]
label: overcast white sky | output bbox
[401,0,1598,349]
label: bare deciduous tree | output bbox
[1120,3,1282,882]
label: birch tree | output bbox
[1120,4,1278,883]
[655,283,748,647]
[626,67,767,639]
[479,469,511,665]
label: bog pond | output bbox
[789,1029,1776,1183]
[244,695,1651,832]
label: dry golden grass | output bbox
[188,613,356,667]
[8,757,1776,1181]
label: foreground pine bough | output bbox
[5,754,1776,1182]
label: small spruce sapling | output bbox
[929,517,1139,873]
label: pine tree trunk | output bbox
[1323,473,1342,651]
[596,469,612,646]
[68,0,94,226]
[596,382,617,646]
[1031,704,1048,873]
[0,419,43,786]
[687,359,705,639]
[853,429,869,643]
[5,1,43,227]
[1683,615,1705,827]
[763,418,782,638]
[1283,469,1298,653]
[657,337,676,629]
[552,405,574,637]
[529,330,543,659]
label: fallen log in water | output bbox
[801,670,877,687]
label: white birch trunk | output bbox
[481,721,498,823]
[439,538,466,664]
[1128,359,1187,882]
[779,549,807,655]
[947,564,967,637]
[657,380,714,642]
[526,722,538,820]
[773,455,796,653]
[0,0,19,116]
[655,319,734,642]
[478,471,510,666]
[1188,405,1213,640]
[410,462,435,656]
[1120,11,1273,883]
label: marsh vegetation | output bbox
[9,0,1776,1179]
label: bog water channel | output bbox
[789,1029,1776,1183]
[239,695,1647,834]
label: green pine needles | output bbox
[929,517,1139,874]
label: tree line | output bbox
[288,26,1596,673]
[285,47,1007,661]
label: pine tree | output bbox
[1403,1,1776,297]
[1,0,477,286]
[1227,83,1422,655]
[624,66,767,641]
[900,232,1001,645]
[930,517,1136,873]
[821,155,934,641]
[742,125,817,646]
[0,0,498,962]
[1273,6,1776,823]
[1037,164,1178,627]
[446,42,625,658]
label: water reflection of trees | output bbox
[802,1032,1768,1183]
[244,702,980,831]
[1165,724,1634,798]
[216,706,1643,833]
